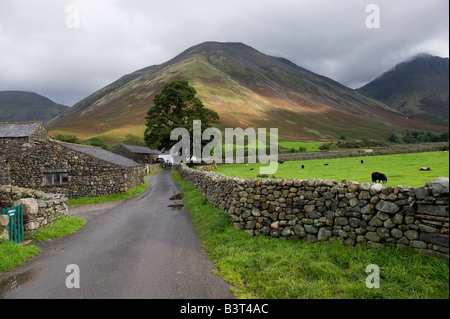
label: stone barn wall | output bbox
[173,164,449,259]
[2,140,144,198]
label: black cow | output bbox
[371,172,388,183]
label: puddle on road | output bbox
[168,193,184,210]
[169,193,183,200]
[168,204,184,210]
[0,269,36,295]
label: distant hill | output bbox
[48,42,441,143]
[0,91,68,123]
[357,54,449,126]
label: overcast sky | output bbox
[0,0,448,106]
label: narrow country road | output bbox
[0,169,234,299]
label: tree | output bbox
[144,80,219,152]
[439,131,449,142]
[123,134,146,147]
[89,137,109,150]
[55,134,80,144]
[388,132,404,144]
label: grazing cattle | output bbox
[301,165,305,169]
[419,167,431,171]
[371,172,388,183]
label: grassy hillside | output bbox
[0,91,68,123]
[48,42,440,144]
[358,55,449,126]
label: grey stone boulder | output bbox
[375,200,399,214]
[317,227,332,241]
[0,215,9,227]
[14,198,39,216]
[431,177,449,196]
[369,183,383,195]
[419,232,449,248]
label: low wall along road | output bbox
[174,164,449,259]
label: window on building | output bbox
[44,172,69,186]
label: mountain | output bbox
[357,54,449,126]
[0,91,68,123]
[48,42,440,143]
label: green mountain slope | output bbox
[0,91,68,123]
[48,42,441,143]
[357,54,449,126]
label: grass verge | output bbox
[0,240,41,276]
[146,166,163,177]
[0,215,86,276]
[33,215,86,242]
[172,170,449,299]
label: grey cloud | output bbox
[0,0,448,105]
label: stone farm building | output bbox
[111,144,161,164]
[0,122,144,198]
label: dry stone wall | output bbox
[0,185,68,240]
[173,164,449,259]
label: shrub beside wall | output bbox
[173,164,449,259]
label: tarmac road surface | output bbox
[0,169,234,299]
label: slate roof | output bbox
[62,143,142,167]
[122,144,162,155]
[0,122,42,138]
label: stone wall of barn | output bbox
[29,124,51,142]
[110,145,159,164]
[110,144,136,161]
[0,136,29,185]
[173,164,449,259]
[0,156,8,186]
[2,141,144,198]
[0,185,68,240]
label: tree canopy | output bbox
[144,80,219,151]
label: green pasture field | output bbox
[213,151,449,188]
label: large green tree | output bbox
[144,80,219,151]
